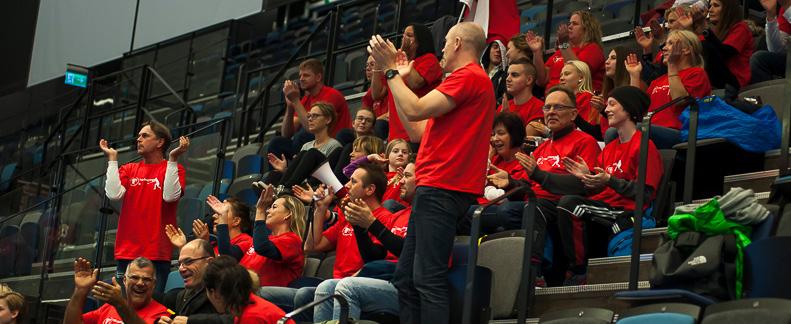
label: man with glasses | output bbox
[489,86,601,286]
[64,257,171,324]
[156,239,217,322]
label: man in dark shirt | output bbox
[156,239,217,322]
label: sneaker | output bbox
[563,271,587,286]
[534,276,547,288]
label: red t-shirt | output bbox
[241,231,304,287]
[575,91,598,126]
[382,171,408,206]
[323,206,392,278]
[419,63,495,194]
[479,154,526,204]
[115,161,185,261]
[215,232,253,260]
[235,293,292,324]
[589,131,663,211]
[779,6,791,34]
[545,43,605,93]
[387,53,443,141]
[382,206,410,262]
[531,130,601,200]
[721,21,754,87]
[497,96,545,125]
[82,300,171,324]
[362,86,388,117]
[647,67,711,129]
[297,85,351,137]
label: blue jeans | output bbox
[116,259,170,293]
[313,279,340,322]
[335,277,398,320]
[392,186,475,324]
[604,124,680,149]
[258,286,316,322]
[457,201,526,234]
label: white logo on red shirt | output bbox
[103,318,124,324]
[605,160,624,175]
[246,246,255,256]
[651,84,670,96]
[537,155,561,168]
[341,225,354,237]
[390,226,408,237]
[129,178,162,190]
[552,56,563,64]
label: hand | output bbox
[500,93,510,111]
[206,195,229,218]
[367,153,388,164]
[73,257,98,291]
[649,19,665,43]
[634,26,653,51]
[292,183,315,204]
[515,152,537,175]
[674,7,694,30]
[761,0,778,17]
[562,155,592,179]
[581,167,610,189]
[590,95,606,112]
[527,121,549,136]
[256,184,276,212]
[267,153,287,172]
[164,224,187,249]
[666,41,684,71]
[99,139,118,161]
[343,198,376,229]
[368,35,399,70]
[283,80,301,103]
[395,50,413,77]
[192,219,210,241]
[486,164,510,188]
[314,184,335,210]
[169,136,190,161]
[625,53,643,77]
[157,316,173,324]
[92,277,124,307]
[525,31,545,54]
[556,23,570,45]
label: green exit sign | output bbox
[65,64,89,88]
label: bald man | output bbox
[369,22,494,323]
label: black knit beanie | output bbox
[608,86,650,124]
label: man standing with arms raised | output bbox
[369,22,494,323]
[100,121,189,293]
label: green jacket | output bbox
[667,198,752,298]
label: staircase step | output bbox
[723,170,778,193]
[587,254,652,285]
[532,281,651,318]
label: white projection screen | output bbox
[29,0,263,86]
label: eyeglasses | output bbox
[355,116,374,124]
[307,113,325,120]
[178,256,211,267]
[541,104,577,112]
[125,275,155,285]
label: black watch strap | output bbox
[385,69,399,80]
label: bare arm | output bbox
[304,186,335,253]
[370,70,388,100]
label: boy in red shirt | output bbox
[554,86,663,286]
[497,58,545,135]
[369,22,494,323]
[100,121,188,293]
[64,257,171,324]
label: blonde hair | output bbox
[280,195,306,239]
[311,102,337,131]
[385,139,411,160]
[668,29,705,68]
[0,291,26,322]
[571,10,602,47]
[353,136,385,156]
[564,60,598,123]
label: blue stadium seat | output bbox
[165,270,185,293]
[237,155,264,177]
[234,188,259,207]
[1,163,17,191]
[618,303,701,324]
[222,160,235,180]
[183,184,202,199]
[178,198,205,234]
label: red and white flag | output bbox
[461,0,519,43]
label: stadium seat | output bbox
[178,198,205,234]
[701,298,791,323]
[618,303,701,324]
[1,163,17,192]
[227,174,261,199]
[234,188,259,207]
[743,236,791,299]
[539,307,614,323]
[303,257,321,277]
[237,155,264,177]
[165,270,185,293]
[315,254,336,280]
[476,230,527,319]
[738,79,786,119]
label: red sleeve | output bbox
[780,6,791,34]
[722,22,751,53]
[681,68,712,98]
[119,163,130,188]
[271,234,303,264]
[496,104,504,113]
[645,142,664,193]
[576,44,605,76]
[362,88,374,108]
[435,67,472,108]
[322,211,342,246]
[81,310,100,324]
[413,54,443,87]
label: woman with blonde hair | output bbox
[623,29,711,148]
[559,60,604,140]
[527,10,605,94]
[0,290,26,324]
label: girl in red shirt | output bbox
[380,139,411,206]
[559,60,602,140]
[528,10,606,93]
[594,46,631,141]
[205,197,254,262]
[704,0,754,89]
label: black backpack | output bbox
[650,231,738,301]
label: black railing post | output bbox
[325,10,339,87]
[517,194,538,322]
[544,0,555,51]
[634,0,643,25]
[213,118,229,196]
[134,65,151,132]
[780,42,791,176]
[683,100,699,204]
[629,114,653,290]
[395,0,405,33]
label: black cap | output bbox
[608,86,650,124]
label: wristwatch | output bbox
[385,69,399,80]
[558,42,570,50]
